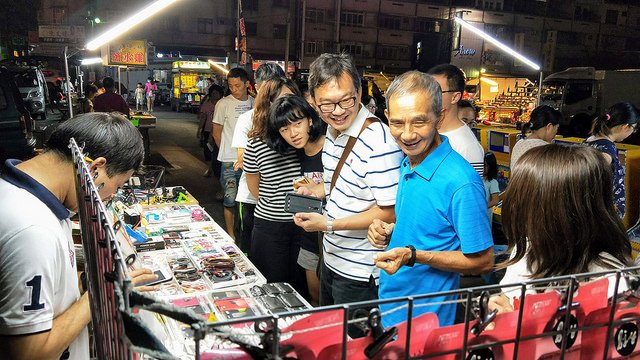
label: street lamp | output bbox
[453,17,543,103]
[86,0,182,51]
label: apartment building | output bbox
[29,0,640,77]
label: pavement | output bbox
[143,105,225,226]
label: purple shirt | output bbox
[93,92,130,117]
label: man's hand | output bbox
[293,212,327,232]
[367,219,394,249]
[129,268,159,292]
[374,247,411,275]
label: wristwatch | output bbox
[405,245,416,267]
[326,219,334,234]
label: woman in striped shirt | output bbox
[243,78,307,293]
[266,95,327,306]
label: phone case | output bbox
[275,283,295,294]
[279,293,305,308]
[258,295,287,312]
[284,192,323,214]
[262,283,282,295]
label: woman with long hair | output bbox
[242,78,307,293]
[586,102,639,219]
[510,105,561,169]
[491,144,632,311]
[266,95,327,306]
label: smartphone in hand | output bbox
[284,192,323,214]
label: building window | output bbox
[379,15,401,30]
[341,11,364,27]
[216,17,230,26]
[162,16,180,31]
[245,21,258,36]
[415,18,440,33]
[377,45,410,60]
[342,44,363,56]
[243,0,259,11]
[306,41,318,55]
[197,18,213,34]
[273,0,289,7]
[51,7,66,25]
[605,10,618,25]
[306,8,325,24]
[273,24,287,39]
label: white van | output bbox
[10,66,49,120]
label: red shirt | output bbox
[93,92,130,117]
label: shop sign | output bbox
[38,25,85,43]
[172,61,210,70]
[107,40,147,66]
[453,45,477,57]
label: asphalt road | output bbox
[144,105,225,226]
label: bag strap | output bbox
[330,117,379,193]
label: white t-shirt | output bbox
[232,109,257,204]
[510,138,548,170]
[441,124,484,175]
[212,94,254,162]
[0,165,89,360]
[500,249,629,305]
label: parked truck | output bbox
[540,67,640,136]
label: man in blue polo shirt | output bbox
[368,70,494,328]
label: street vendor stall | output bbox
[170,61,213,112]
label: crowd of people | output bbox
[194,53,639,331]
[2,50,640,359]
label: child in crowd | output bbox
[510,105,561,169]
[586,102,639,219]
[135,83,145,111]
[482,152,500,222]
[266,95,327,306]
[491,144,632,312]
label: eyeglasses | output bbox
[317,96,357,113]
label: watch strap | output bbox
[406,245,416,267]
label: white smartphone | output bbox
[135,268,173,287]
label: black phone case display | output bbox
[111,184,311,358]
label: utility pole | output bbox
[284,0,293,77]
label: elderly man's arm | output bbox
[375,247,494,275]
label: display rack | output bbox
[72,138,640,360]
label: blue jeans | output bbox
[220,162,242,208]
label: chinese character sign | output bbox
[108,40,147,66]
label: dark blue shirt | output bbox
[587,139,625,218]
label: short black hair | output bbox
[255,63,285,85]
[85,84,98,96]
[458,99,475,111]
[228,67,249,82]
[427,64,466,93]
[208,84,224,97]
[95,80,104,89]
[266,95,326,154]
[45,112,144,176]
[102,77,115,91]
[308,53,361,97]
